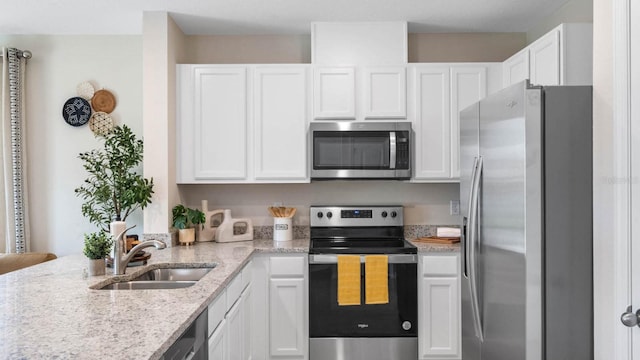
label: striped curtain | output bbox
[1,47,31,253]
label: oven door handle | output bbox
[309,254,417,264]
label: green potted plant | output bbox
[83,231,113,276]
[75,125,154,232]
[172,204,206,245]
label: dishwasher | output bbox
[161,309,208,360]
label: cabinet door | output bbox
[194,67,248,180]
[529,29,560,86]
[412,66,451,180]
[253,67,308,181]
[209,318,228,360]
[313,67,355,119]
[420,277,460,358]
[502,50,529,87]
[450,67,487,179]
[363,67,407,118]
[242,286,252,360]
[227,298,243,360]
[269,278,306,357]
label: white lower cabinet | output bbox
[252,254,308,360]
[209,318,228,359]
[208,261,252,360]
[419,254,461,360]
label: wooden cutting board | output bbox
[414,236,461,244]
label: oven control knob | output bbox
[391,211,398,218]
[317,212,323,218]
[326,212,333,219]
[381,211,388,218]
[402,321,412,331]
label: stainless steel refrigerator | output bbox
[459,81,593,360]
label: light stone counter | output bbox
[0,240,307,360]
[0,237,452,360]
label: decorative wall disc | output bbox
[76,81,95,100]
[89,112,114,136]
[62,97,91,127]
[91,89,116,113]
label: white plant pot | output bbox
[178,228,196,245]
[88,258,106,276]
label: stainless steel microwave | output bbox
[309,122,411,180]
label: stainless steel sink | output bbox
[131,267,214,282]
[100,280,197,290]
[95,266,215,290]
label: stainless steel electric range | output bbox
[308,205,418,360]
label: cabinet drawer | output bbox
[208,290,226,337]
[270,256,305,277]
[241,260,252,289]
[226,274,243,311]
[422,255,459,276]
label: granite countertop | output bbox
[0,237,455,360]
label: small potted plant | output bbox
[83,231,113,276]
[172,204,206,245]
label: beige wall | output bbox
[526,0,593,43]
[408,33,526,62]
[180,32,526,64]
[184,35,311,64]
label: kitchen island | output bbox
[0,238,456,359]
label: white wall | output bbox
[179,182,461,227]
[0,35,143,256]
[526,0,593,43]
[592,0,616,356]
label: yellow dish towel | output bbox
[337,255,361,306]
[365,255,389,305]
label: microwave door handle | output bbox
[389,132,397,169]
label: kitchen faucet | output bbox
[112,225,166,275]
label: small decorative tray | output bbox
[413,237,461,244]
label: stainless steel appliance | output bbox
[308,205,417,360]
[460,81,593,360]
[161,308,207,360]
[309,122,411,180]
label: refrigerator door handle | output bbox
[468,156,484,342]
[463,157,479,279]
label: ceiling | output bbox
[1,0,571,35]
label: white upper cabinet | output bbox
[253,66,309,180]
[502,49,530,87]
[411,64,497,182]
[312,66,407,121]
[313,67,355,119]
[412,66,451,179]
[502,23,593,88]
[363,67,407,119]
[529,28,561,86]
[450,67,487,179]
[177,66,248,182]
[177,64,310,184]
[311,22,408,122]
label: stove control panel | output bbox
[310,206,403,227]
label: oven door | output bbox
[308,253,417,337]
